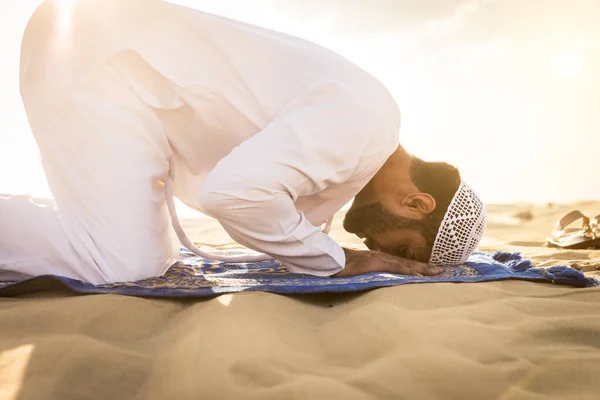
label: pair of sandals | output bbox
[547,210,600,249]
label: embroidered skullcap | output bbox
[429,181,486,266]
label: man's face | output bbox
[343,202,432,262]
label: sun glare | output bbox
[217,294,233,306]
[0,344,35,400]
[56,0,75,10]
[554,51,582,78]
[56,0,74,37]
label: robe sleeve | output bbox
[197,80,397,275]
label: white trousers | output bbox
[0,1,181,284]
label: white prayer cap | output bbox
[429,181,486,266]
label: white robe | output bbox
[0,0,400,284]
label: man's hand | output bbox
[332,248,443,278]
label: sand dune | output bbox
[1,201,599,399]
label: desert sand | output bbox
[1,201,599,400]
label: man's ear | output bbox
[400,192,436,218]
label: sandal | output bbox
[546,210,600,249]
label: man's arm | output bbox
[198,81,395,276]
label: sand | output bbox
[1,201,599,399]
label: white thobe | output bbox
[0,0,400,284]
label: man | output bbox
[0,0,486,284]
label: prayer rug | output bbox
[0,250,596,297]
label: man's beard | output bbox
[343,202,424,238]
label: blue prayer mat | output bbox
[0,250,597,297]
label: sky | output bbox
[0,0,599,205]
